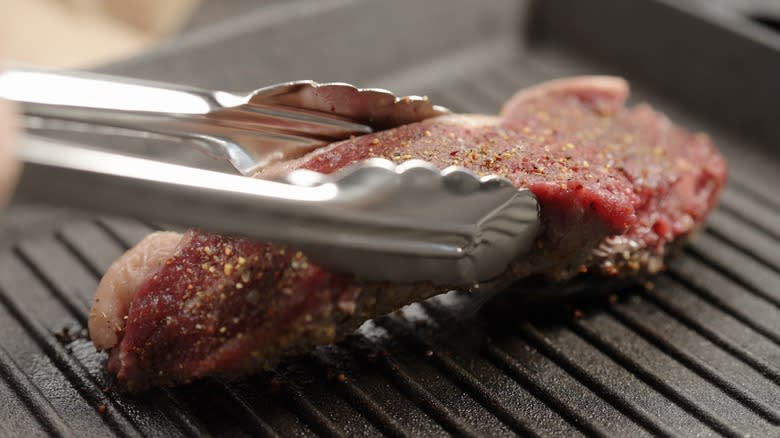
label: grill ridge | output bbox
[345,336,483,438]
[479,342,608,438]
[607,305,780,424]
[463,76,512,110]
[93,219,155,252]
[688,236,780,308]
[510,323,680,437]
[448,80,504,114]
[0,345,73,437]
[143,389,213,438]
[720,192,780,241]
[567,318,745,438]
[209,380,281,437]
[0,285,143,438]
[272,376,349,438]
[666,271,780,346]
[706,214,780,273]
[54,232,106,280]
[728,176,780,212]
[417,298,618,437]
[309,351,411,438]
[12,247,91,324]
[377,311,544,438]
[641,283,780,386]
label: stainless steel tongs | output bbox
[2,68,541,285]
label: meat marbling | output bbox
[88,76,727,390]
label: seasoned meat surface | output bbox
[89,77,727,390]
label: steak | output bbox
[88,76,727,391]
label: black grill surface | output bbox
[1,1,779,436]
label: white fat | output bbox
[500,76,629,118]
[88,231,184,350]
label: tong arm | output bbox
[14,135,540,284]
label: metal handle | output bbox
[0,67,219,116]
[0,68,356,175]
[0,67,242,150]
[13,136,540,284]
[14,136,466,256]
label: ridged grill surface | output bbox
[1,3,779,437]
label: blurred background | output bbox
[1,0,200,67]
[2,0,778,68]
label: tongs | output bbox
[1,68,541,285]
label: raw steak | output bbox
[89,77,727,390]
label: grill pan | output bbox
[1,0,778,436]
